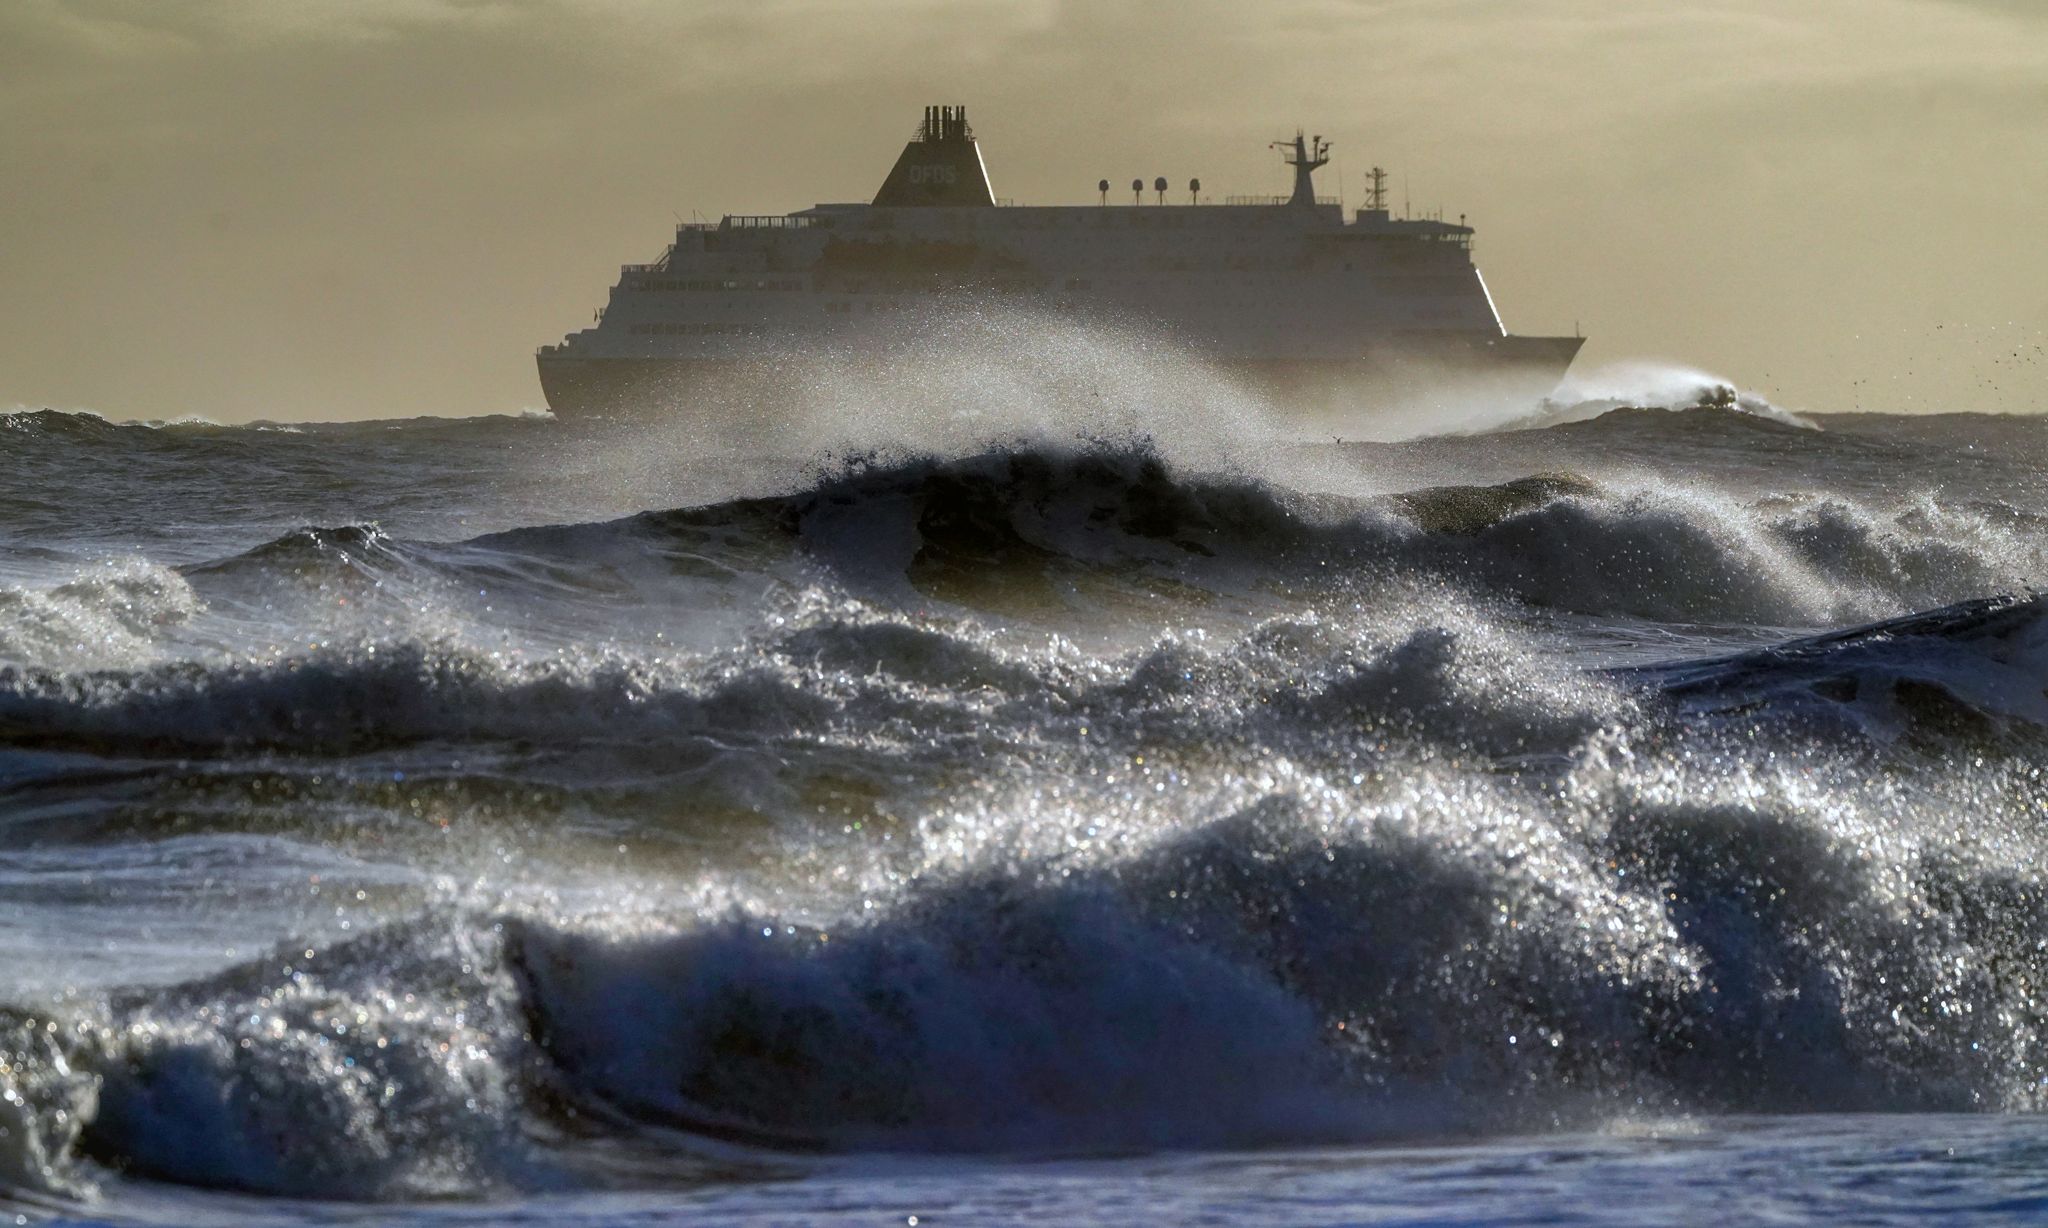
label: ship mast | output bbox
[1363,166,1388,213]
[1272,130,1330,206]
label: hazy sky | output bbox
[3,0,2043,421]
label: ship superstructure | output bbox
[537,105,1582,425]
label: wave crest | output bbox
[0,562,201,671]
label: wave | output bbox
[0,407,549,437]
[2,443,2042,760]
[0,561,201,671]
[193,523,399,570]
[7,417,2042,644]
[1636,592,2048,747]
[526,443,2043,628]
[0,917,535,1202]
[2,409,144,440]
[1530,400,1819,439]
[9,708,2048,1203]
[0,599,1614,775]
[351,441,2043,630]
[1517,362,1818,432]
[0,641,858,758]
[10,587,2031,779]
[0,408,237,438]
[2,593,2044,1201]
[1405,481,2044,626]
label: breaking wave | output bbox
[451,443,2048,628]
[3,594,2046,1201]
[0,561,200,671]
[0,440,2041,770]
[165,440,2048,628]
[1519,362,1818,431]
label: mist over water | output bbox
[2,353,2047,1224]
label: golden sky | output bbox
[3,0,2043,421]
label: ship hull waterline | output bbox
[536,333,1586,437]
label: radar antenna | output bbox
[1271,130,1330,207]
[1363,166,1388,213]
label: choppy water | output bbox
[2,370,2046,1225]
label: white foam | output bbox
[0,561,202,671]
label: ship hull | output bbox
[536,333,1585,436]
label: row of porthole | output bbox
[629,279,805,292]
[627,322,762,335]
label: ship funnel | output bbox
[873,104,996,207]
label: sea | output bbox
[2,351,2047,1226]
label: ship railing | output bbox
[622,244,676,273]
[720,215,818,230]
[1223,194,1343,207]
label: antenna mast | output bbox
[1271,130,1331,206]
[1364,166,1388,213]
